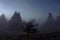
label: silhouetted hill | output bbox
[0,11,60,40]
[40,13,55,33]
[0,14,7,34]
[8,11,24,36]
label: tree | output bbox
[24,19,38,36]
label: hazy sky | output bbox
[0,0,60,21]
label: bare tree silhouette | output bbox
[24,19,38,38]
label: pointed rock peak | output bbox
[18,12,20,17]
[48,12,52,17]
[14,11,18,15]
[1,14,6,19]
[17,12,22,19]
[1,14,5,18]
[10,11,18,20]
[56,16,60,20]
[15,11,17,13]
[57,16,60,19]
[12,11,18,18]
[0,14,7,22]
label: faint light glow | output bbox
[0,4,4,16]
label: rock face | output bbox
[54,16,60,32]
[0,14,7,34]
[8,11,24,35]
[47,13,54,23]
[55,16,60,25]
[40,13,60,33]
[40,13,55,33]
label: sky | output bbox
[0,0,60,21]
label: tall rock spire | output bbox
[8,11,24,35]
[17,12,23,29]
[47,12,54,23]
[55,16,60,26]
[11,11,18,20]
[49,12,52,17]
[40,12,55,33]
[18,12,20,18]
[17,12,22,22]
[0,14,7,23]
[0,14,7,32]
[56,16,60,22]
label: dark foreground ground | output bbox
[0,32,60,40]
